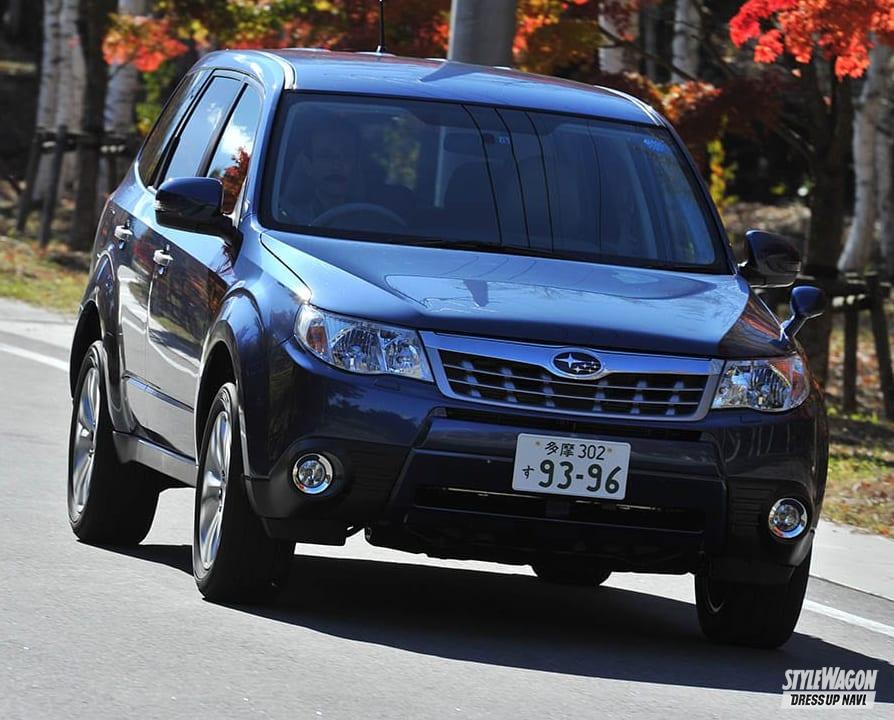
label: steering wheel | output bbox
[311,202,407,229]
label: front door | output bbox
[143,79,262,458]
[114,70,209,433]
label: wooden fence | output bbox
[15,125,136,246]
[764,274,894,420]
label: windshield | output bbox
[263,92,726,272]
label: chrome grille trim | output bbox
[421,332,722,422]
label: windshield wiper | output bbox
[410,239,548,257]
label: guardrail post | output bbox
[15,130,44,232]
[865,273,894,420]
[842,298,859,414]
[38,125,67,248]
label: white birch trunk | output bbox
[99,0,147,195]
[53,0,86,192]
[104,0,146,136]
[33,0,63,199]
[672,0,700,81]
[839,44,892,272]
[36,0,62,129]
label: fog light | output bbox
[292,454,334,495]
[768,498,808,539]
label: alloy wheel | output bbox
[69,366,100,520]
[197,409,231,571]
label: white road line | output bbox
[0,343,68,372]
[804,600,894,639]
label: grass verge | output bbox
[824,412,894,537]
[0,234,87,313]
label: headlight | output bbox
[711,356,809,412]
[295,304,433,381]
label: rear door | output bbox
[142,75,261,457]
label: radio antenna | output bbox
[376,0,387,54]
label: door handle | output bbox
[113,224,133,242]
[153,249,173,268]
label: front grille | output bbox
[438,350,708,418]
[442,408,703,442]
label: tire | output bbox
[695,551,811,648]
[193,382,293,603]
[68,341,159,545]
[531,559,612,587]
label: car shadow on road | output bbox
[110,544,894,700]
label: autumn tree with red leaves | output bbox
[729,0,894,382]
[730,0,894,80]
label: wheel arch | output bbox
[70,301,102,397]
[195,291,268,478]
[70,252,133,434]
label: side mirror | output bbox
[740,230,801,288]
[155,177,233,238]
[782,285,826,339]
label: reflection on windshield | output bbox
[264,92,724,272]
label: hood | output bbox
[262,232,791,358]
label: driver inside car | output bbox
[280,116,363,224]
[279,114,416,230]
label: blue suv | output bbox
[68,50,828,648]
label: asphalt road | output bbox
[1,327,893,720]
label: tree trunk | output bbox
[878,71,894,279]
[799,64,853,387]
[448,0,516,67]
[69,0,116,250]
[672,0,700,82]
[839,44,891,272]
[104,0,146,136]
[54,0,86,193]
[98,0,146,198]
[599,6,638,74]
[33,0,63,200]
[642,5,658,80]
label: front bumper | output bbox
[245,338,827,583]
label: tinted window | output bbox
[162,77,241,185]
[137,71,207,187]
[206,86,262,215]
[264,93,723,272]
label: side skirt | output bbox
[113,431,197,487]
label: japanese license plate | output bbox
[511,433,631,500]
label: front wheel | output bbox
[694,551,811,648]
[193,382,293,603]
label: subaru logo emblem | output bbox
[551,351,603,378]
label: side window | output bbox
[138,71,207,187]
[206,86,262,216]
[161,76,242,185]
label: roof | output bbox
[201,49,662,126]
